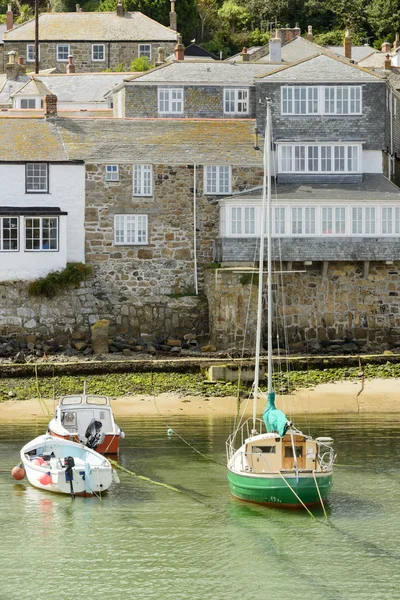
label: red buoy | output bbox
[11,464,26,480]
[39,473,52,486]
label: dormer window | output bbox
[20,98,37,109]
[281,86,362,115]
[224,89,249,114]
[278,144,361,174]
[158,88,183,114]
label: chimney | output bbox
[76,3,80,10]
[271,27,301,45]
[381,40,391,53]
[17,56,24,65]
[66,54,75,74]
[384,54,392,71]
[6,3,13,31]
[5,51,26,79]
[44,94,58,119]
[156,47,165,66]
[241,47,249,62]
[116,1,123,16]
[394,33,400,51]
[174,34,185,61]
[269,33,281,62]
[307,25,313,43]
[169,0,177,31]
[344,30,352,60]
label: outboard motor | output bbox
[85,419,102,450]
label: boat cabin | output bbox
[56,395,114,437]
[244,432,318,473]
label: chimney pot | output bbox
[307,25,313,43]
[241,47,249,62]
[174,34,185,61]
[44,94,58,119]
[17,56,24,65]
[384,53,392,71]
[156,47,165,65]
[169,0,177,31]
[344,30,352,60]
[6,4,13,31]
[66,54,75,73]
[394,32,400,51]
[116,1,124,16]
[8,50,16,65]
[382,40,391,53]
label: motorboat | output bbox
[48,393,124,454]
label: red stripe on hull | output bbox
[48,430,120,455]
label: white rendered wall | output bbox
[0,217,67,281]
[362,150,383,173]
[0,163,85,281]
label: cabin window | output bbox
[61,411,77,427]
[254,446,276,454]
[284,446,303,458]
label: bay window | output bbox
[25,217,58,251]
[278,144,361,174]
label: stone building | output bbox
[3,3,178,73]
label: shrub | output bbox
[28,263,93,299]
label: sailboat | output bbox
[226,101,335,508]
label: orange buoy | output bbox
[11,464,26,480]
[39,473,52,486]
[36,457,45,465]
[32,459,41,466]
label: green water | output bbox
[0,413,399,600]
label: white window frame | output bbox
[26,163,48,193]
[26,44,39,63]
[278,144,361,174]
[0,216,19,251]
[20,98,38,109]
[105,165,119,182]
[138,44,151,60]
[25,216,59,251]
[114,214,148,245]
[204,166,232,195]
[158,88,184,114]
[133,165,152,196]
[223,88,249,114]
[57,44,70,62]
[92,44,105,62]
[281,85,362,116]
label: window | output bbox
[382,207,400,234]
[305,207,316,234]
[224,88,249,114]
[0,217,18,251]
[204,166,231,195]
[158,88,183,114]
[138,44,151,59]
[292,207,303,234]
[105,165,119,182]
[133,165,152,196]
[278,144,361,174]
[57,44,70,62]
[92,44,105,62]
[282,86,362,115]
[25,217,58,251]
[274,207,286,235]
[321,207,346,235]
[26,163,48,192]
[20,98,37,109]
[26,44,39,63]
[114,214,148,245]
[230,207,255,235]
[352,207,375,235]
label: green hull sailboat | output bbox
[226,102,335,509]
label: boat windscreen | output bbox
[61,396,82,405]
[86,396,108,405]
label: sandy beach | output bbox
[0,377,399,421]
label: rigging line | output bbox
[150,374,225,467]
[34,364,51,418]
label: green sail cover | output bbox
[263,392,290,437]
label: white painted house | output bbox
[0,116,85,281]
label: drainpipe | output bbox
[108,42,111,69]
[193,163,198,295]
[390,89,394,181]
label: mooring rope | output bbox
[277,471,315,519]
[312,470,328,520]
[34,364,51,418]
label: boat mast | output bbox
[253,100,272,431]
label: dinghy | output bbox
[21,434,114,496]
[48,393,124,454]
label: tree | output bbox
[367,0,400,41]
[16,3,33,23]
[218,1,250,34]
[196,0,218,41]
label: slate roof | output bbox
[327,45,376,63]
[37,73,130,103]
[0,75,30,104]
[256,53,382,82]
[0,24,6,44]
[4,12,178,42]
[358,52,386,69]
[0,118,68,160]
[10,78,51,98]
[56,118,262,164]
[226,175,400,201]
[124,61,277,85]
[184,43,219,60]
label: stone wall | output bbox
[2,41,175,73]
[122,84,256,118]
[85,163,264,295]
[0,276,208,343]
[205,261,400,350]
